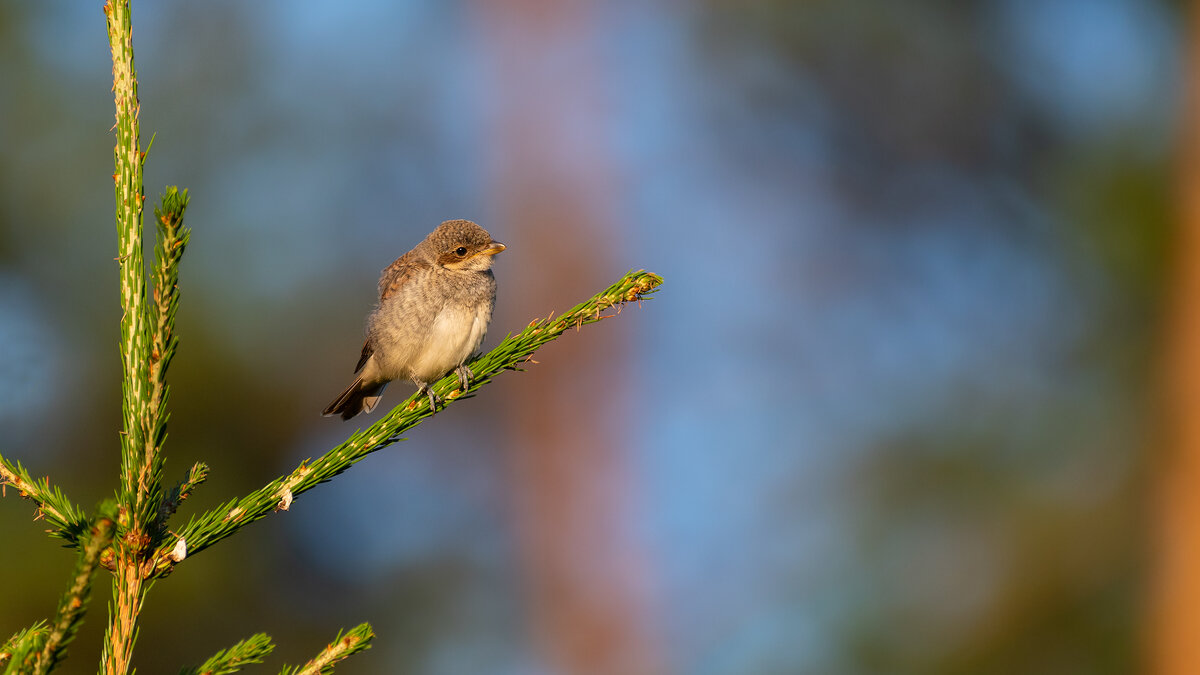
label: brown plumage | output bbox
[323,219,505,420]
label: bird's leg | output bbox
[455,364,473,392]
[416,382,444,412]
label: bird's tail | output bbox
[322,376,388,420]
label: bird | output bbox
[323,219,505,420]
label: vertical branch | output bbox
[1153,2,1200,672]
[103,2,153,674]
[144,188,190,540]
[148,188,189,444]
[106,0,149,505]
[102,562,147,675]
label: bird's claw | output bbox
[417,383,444,413]
[455,364,474,392]
[416,365,471,414]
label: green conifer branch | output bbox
[156,462,209,536]
[0,456,90,545]
[137,187,190,533]
[178,633,275,675]
[105,0,151,511]
[150,270,662,575]
[31,513,117,675]
[278,624,374,675]
[2,622,48,674]
[102,1,160,673]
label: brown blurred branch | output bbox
[1151,2,1200,673]
[474,1,664,672]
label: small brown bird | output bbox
[323,219,505,420]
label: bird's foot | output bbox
[455,364,474,392]
[417,383,444,413]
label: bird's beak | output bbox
[480,242,506,256]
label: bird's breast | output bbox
[406,303,489,382]
[370,299,490,384]
[368,270,496,384]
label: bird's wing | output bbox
[359,251,429,373]
[377,250,429,302]
[353,339,373,374]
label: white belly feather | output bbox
[404,304,488,383]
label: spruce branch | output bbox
[31,513,117,675]
[153,270,662,575]
[126,186,192,561]
[278,624,373,675]
[149,189,190,411]
[137,187,190,532]
[2,622,48,674]
[0,456,90,545]
[105,0,151,512]
[156,462,209,535]
[102,1,157,673]
[178,633,274,675]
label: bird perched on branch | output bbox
[323,219,505,420]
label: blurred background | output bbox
[0,0,1184,673]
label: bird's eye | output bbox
[455,247,468,256]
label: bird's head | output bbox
[425,219,506,272]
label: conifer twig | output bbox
[135,187,190,532]
[156,462,209,534]
[0,456,90,544]
[2,622,49,674]
[152,270,662,575]
[32,513,117,675]
[102,1,155,673]
[278,624,374,675]
[178,633,275,675]
[106,0,150,515]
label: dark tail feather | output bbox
[322,376,388,420]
